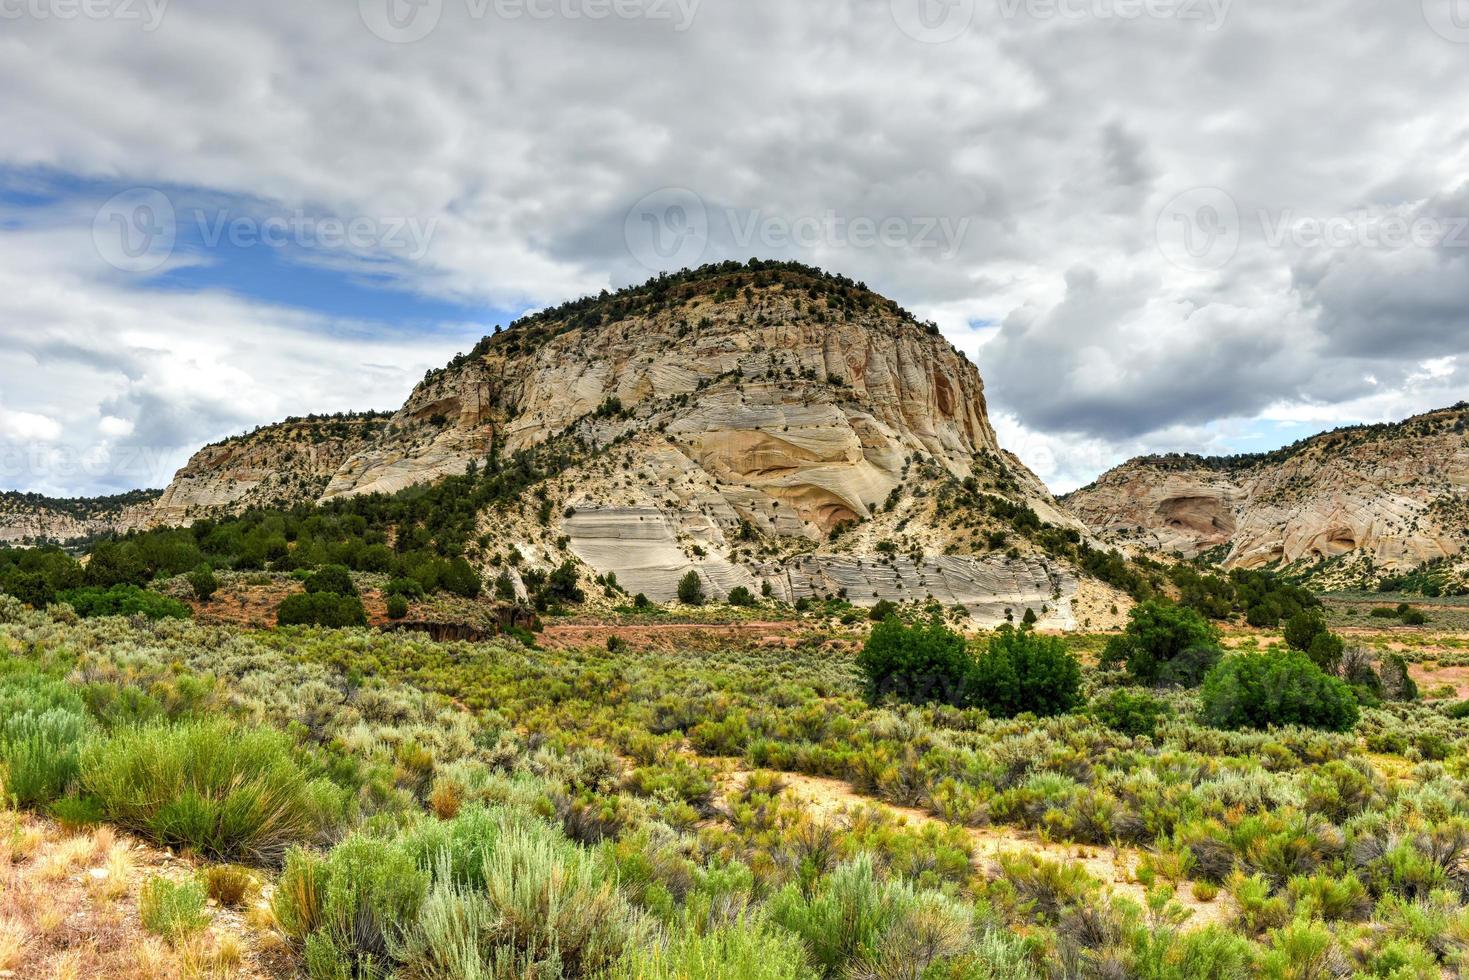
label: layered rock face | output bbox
[151,415,391,525]
[314,265,1087,624]
[0,491,158,545]
[1065,406,1469,576]
[14,264,1114,626]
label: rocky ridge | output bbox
[5,263,1126,626]
[0,490,159,546]
[1064,405,1469,583]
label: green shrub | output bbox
[964,627,1082,718]
[305,565,357,596]
[1200,651,1359,733]
[615,915,808,979]
[139,876,210,941]
[277,591,368,628]
[869,599,900,622]
[1306,631,1345,673]
[1090,688,1173,737]
[58,585,191,621]
[187,565,219,603]
[475,817,649,974]
[727,586,756,607]
[81,719,346,864]
[1101,601,1221,687]
[857,618,971,707]
[0,675,91,807]
[276,835,427,977]
[678,571,706,606]
[441,557,483,599]
[386,594,409,620]
[387,577,427,599]
[1283,610,1330,653]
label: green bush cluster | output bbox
[59,584,191,620]
[1101,601,1222,686]
[1200,650,1360,733]
[859,619,1082,719]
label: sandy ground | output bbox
[0,809,287,979]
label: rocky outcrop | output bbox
[16,263,1123,625]
[1064,405,1469,578]
[151,415,391,524]
[315,263,1098,624]
[0,491,158,545]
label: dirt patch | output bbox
[723,770,1232,929]
[0,809,288,979]
[187,582,393,630]
[1410,663,1469,700]
[539,621,811,653]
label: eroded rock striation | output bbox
[1064,405,1469,580]
[9,263,1124,626]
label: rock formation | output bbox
[6,262,1128,627]
[1064,405,1469,583]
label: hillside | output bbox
[0,489,160,546]
[150,412,393,524]
[5,261,1133,628]
[1064,404,1469,588]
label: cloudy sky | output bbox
[2,0,1468,496]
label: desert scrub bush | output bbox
[201,864,257,907]
[139,875,211,942]
[614,914,808,979]
[857,618,971,707]
[476,814,651,975]
[80,719,348,864]
[58,584,192,621]
[275,834,428,977]
[1089,687,1173,737]
[769,854,972,978]
[1101,600,1222,687]
[0,673,91,806]
[964,626,1083,719]
[1200,650,1360,732]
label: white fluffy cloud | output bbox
[1,0,1468,494]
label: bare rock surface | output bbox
[1065,405,1469,581]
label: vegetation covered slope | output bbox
[1,589,1467,977]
